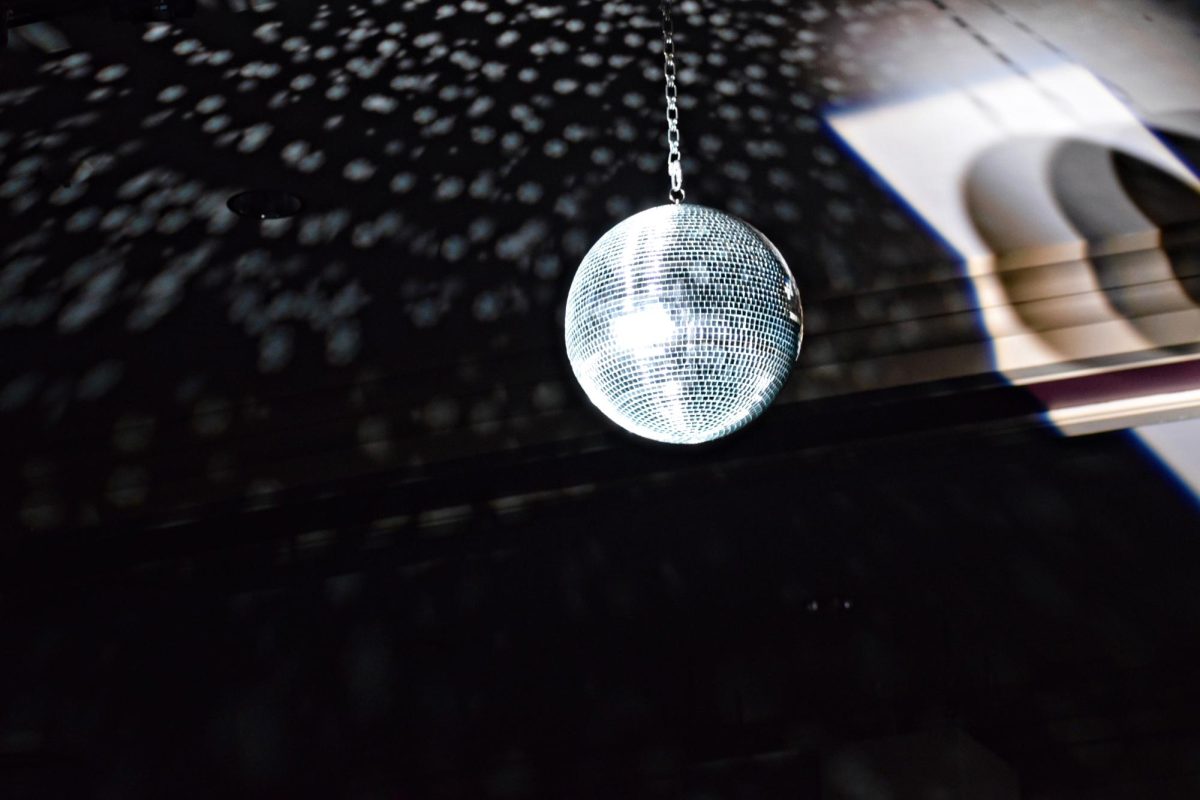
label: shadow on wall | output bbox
[963,127,1200,372]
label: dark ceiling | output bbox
[2,0,1200,797]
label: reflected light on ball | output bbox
[565,203,803,445]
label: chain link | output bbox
[661,0,685,204]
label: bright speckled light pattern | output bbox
[566,204,803,445]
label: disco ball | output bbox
[565,203,803,445]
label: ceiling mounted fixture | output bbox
[227,189,304,221]
[564,1,803,445]
[109,0,196,22]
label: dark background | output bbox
[2,0,1200,797]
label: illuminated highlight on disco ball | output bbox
[565,203,803,444]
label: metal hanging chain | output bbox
[661,0,685,204]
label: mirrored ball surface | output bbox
[565,203,803,444]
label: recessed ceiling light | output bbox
[109,0,196,22]
[227,189,304,220]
